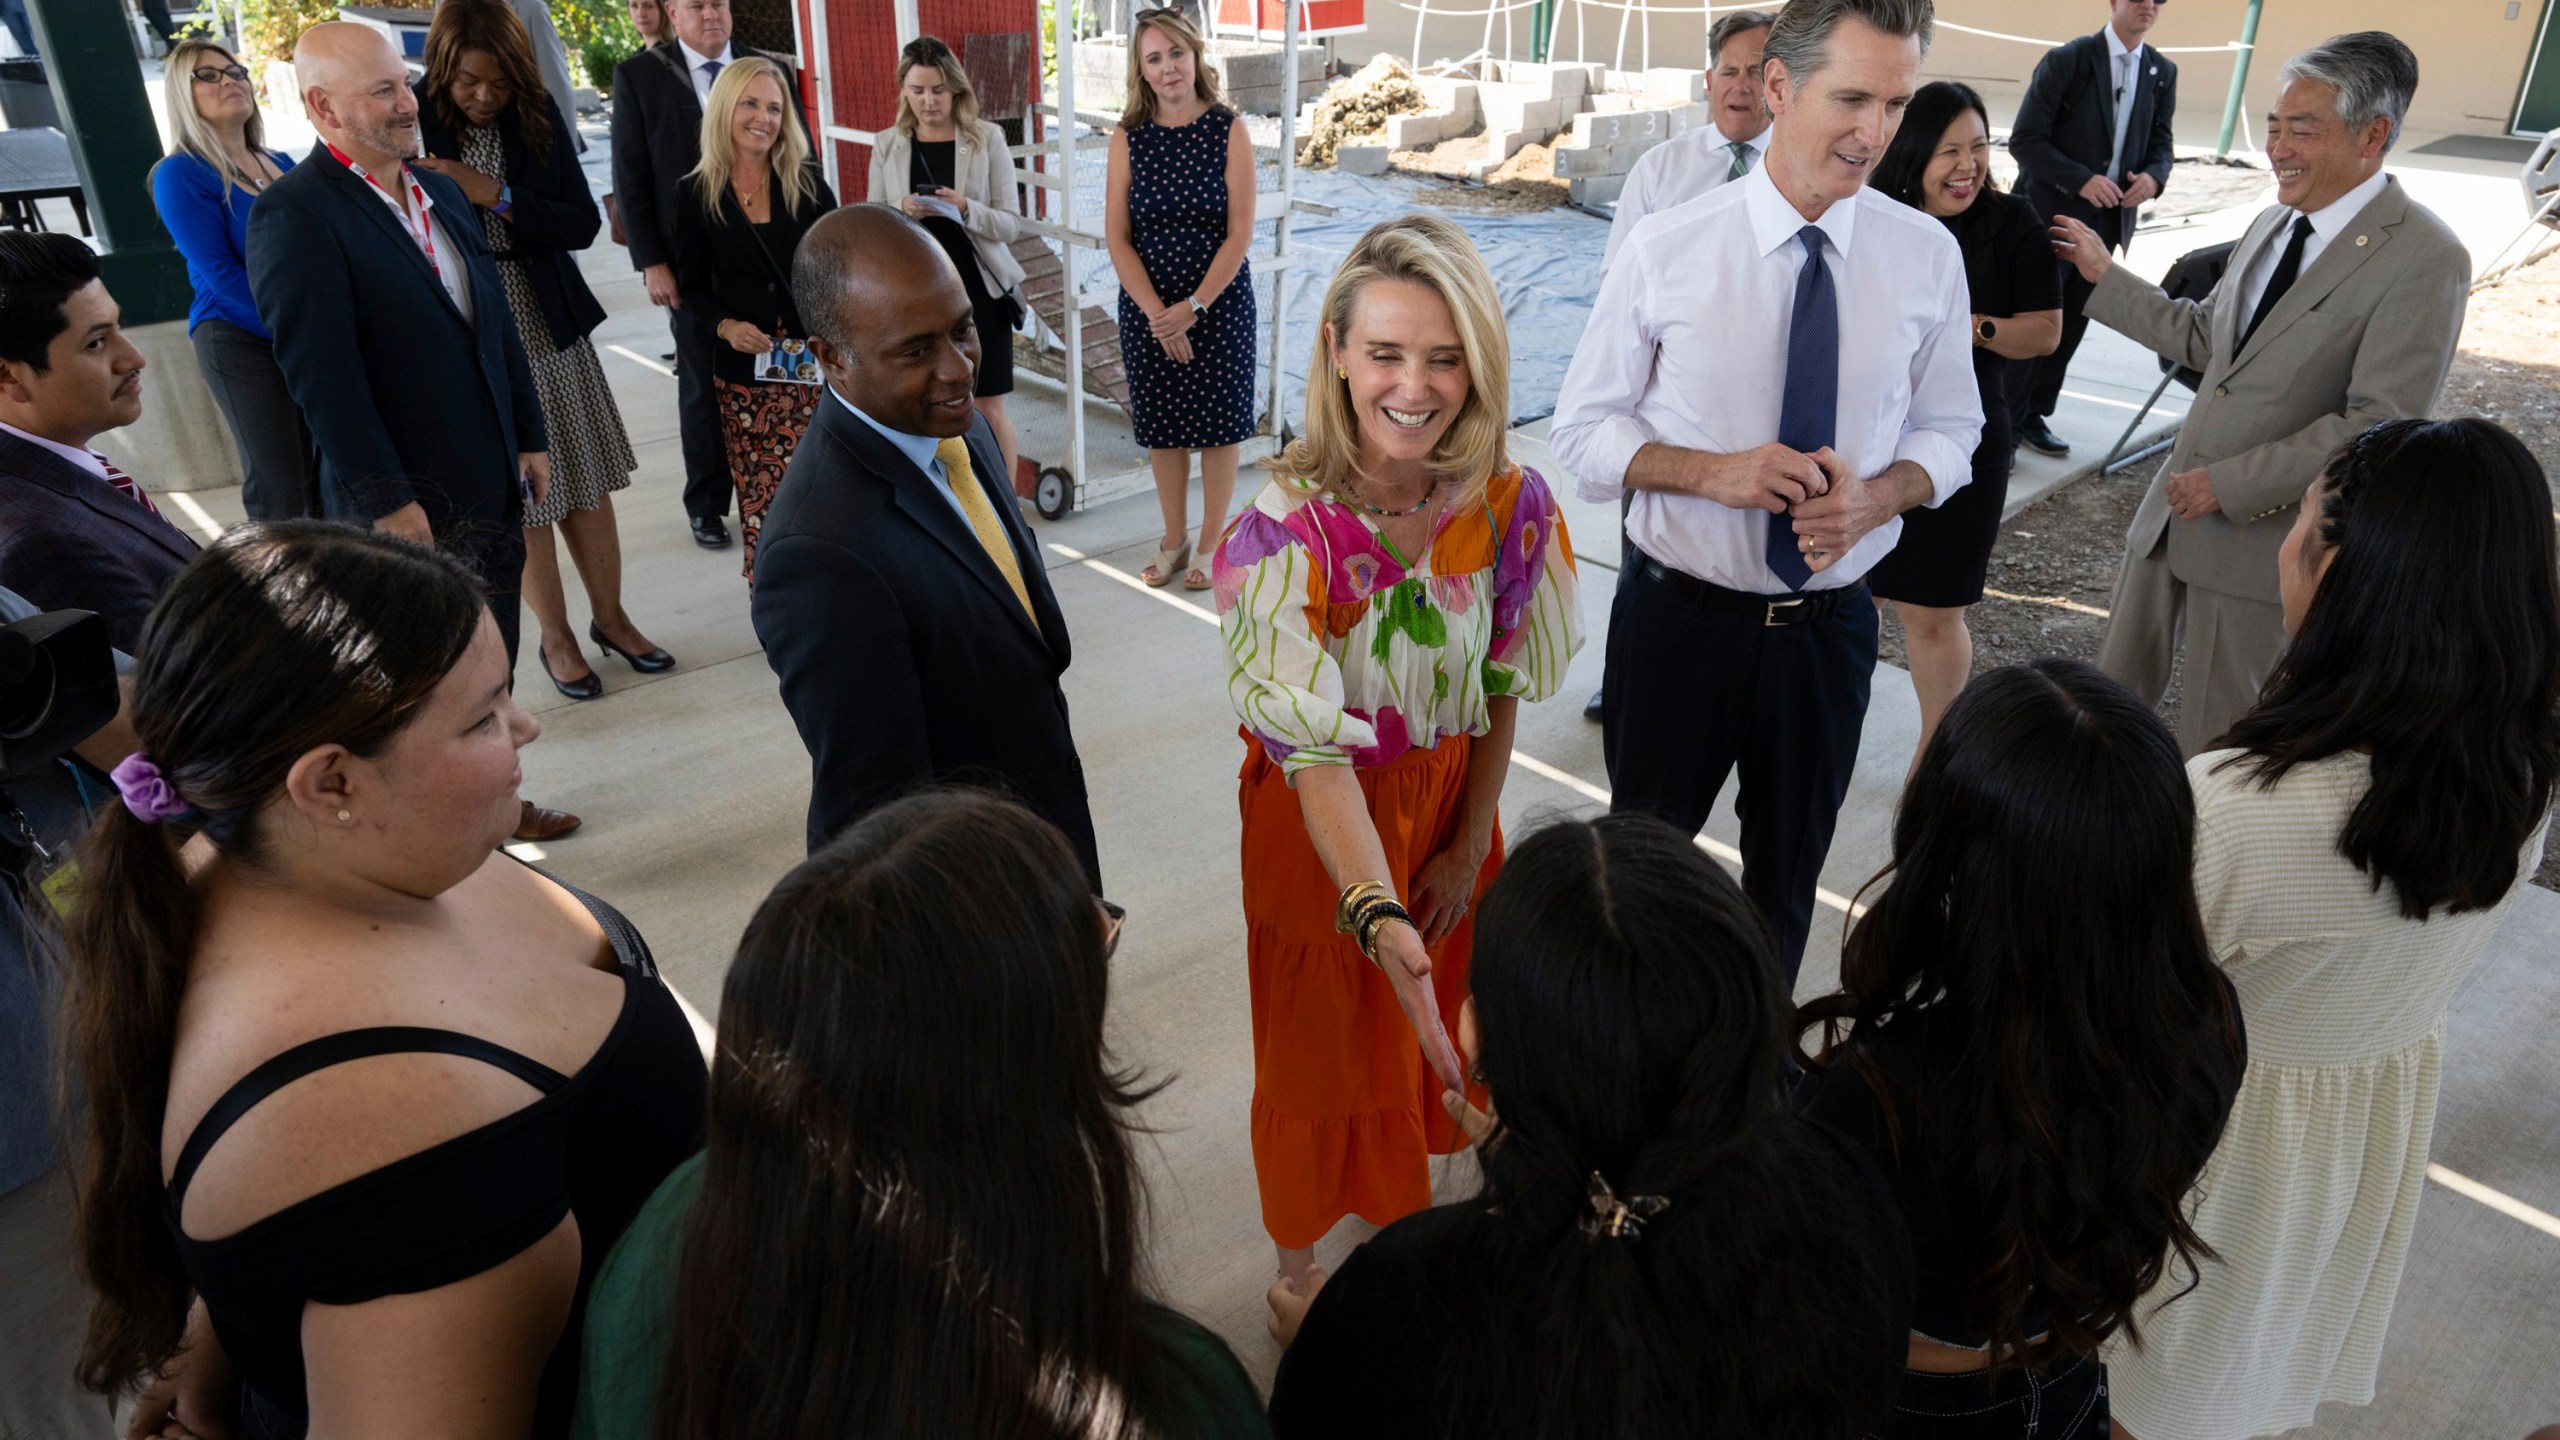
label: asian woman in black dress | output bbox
[1864,82,2063,767]
[868,36,1031,489]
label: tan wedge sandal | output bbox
[1141,540,1190,588]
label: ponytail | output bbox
[63,802,201,1394]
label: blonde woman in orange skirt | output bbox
[1213,214,1582,1334]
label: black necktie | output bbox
[2241,215,2315,349]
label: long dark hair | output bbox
[2218,417,2560,917]
[1433,814,1911,1439]
[1869,79,1994,211]
[424,0,556,163]
[653,790,1170,1440]
[64,522,487,1395]
[1798,659,2244,1367]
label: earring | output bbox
[1336,366,1348,380]
[336,809,352,823]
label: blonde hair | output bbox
[892,35,980,136]
[1274,213,1511,512]
[1118,9,1226,130]
[689,56,819,220]
[154,40,270,214]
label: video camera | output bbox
[1,609,117,781]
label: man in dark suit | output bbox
[2007,0,2177,458]
[613,0,806,550]
[0,232,198,653]
[249,21,578,841]
[754,205,1102,888]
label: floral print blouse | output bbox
[1215,465,1583,777]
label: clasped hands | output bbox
[1148,298,1198,364]
[1694,443,1898,572]
[2076,170,2160,211]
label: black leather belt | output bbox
[1631,550,1864,627]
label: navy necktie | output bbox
[1768,226,1835,591]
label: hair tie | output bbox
[1579,1172,1670,1243]
[109,753,193,825]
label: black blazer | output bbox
[0,430,199,653]
[414,87,610,349]
[609,39,808,273]
[2010,32,2178,250]
[750,398,1101,887]
[248,147,547,540]
[670,169,837,384]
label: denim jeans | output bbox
[1883,1354,2107,1439]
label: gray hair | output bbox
[2278,31,2418,154]
[1760,0,1932,87]
[1708,9,1777,68]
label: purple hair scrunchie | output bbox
[109,753,192,825]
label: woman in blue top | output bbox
[149,38,314,521]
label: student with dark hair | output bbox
[1796,657,2246,1439]
[1268,813,1913,1440]
[1863,81,2062,766]
[61,523,706,1440]
[573,790,1266,1440]
[2105,417,2560,1440]
[0,230,199,654]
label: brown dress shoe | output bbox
[513,799,582,841]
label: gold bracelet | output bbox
[1335,880,1393,935]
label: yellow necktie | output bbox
[936,436,1036,622]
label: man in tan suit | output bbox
[2052,30,2467,753]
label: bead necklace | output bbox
[1336,472,1440,518]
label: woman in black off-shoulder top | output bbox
[61,522,705,1440]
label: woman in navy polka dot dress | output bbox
[1105,6,1257,590]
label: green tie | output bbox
[1729,140,1755,180]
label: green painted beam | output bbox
[2215,0,2266,157]
[24,0,190,325]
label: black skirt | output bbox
[916,218,1015,398]
[1869,371,2010,609]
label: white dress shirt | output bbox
[678,39,735,110]
[421,201,475,323]
[2104,26,2145,178]
[1602,124,1771,272]
[2233,168,2391,330]
[0,419,111,483]
[1551,160,1983,593]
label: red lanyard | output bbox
[325,142,439,279]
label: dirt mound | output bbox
[1299,53,1426,166]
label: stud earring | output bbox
[336,809,352,823]
[1336,366,1348,380]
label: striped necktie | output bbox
[1729,140,1755,181]
[99,457,163,520]
[936,436,1036,622]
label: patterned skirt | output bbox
[494,258,637,528]
[715,378,821,584]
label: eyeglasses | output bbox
[191,63,252,84]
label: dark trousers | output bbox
[134,0,177,43]
[1600,553,1877,982]
[671,307,731,520]
[191,319,318,521]
[2010,258,2100,425]
[1885,1355,2107,1438]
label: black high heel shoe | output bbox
[540,645,604,700]
[590,622,676,673]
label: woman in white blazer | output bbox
[868,35,1030,484]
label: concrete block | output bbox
[1570,173,1628,208]
[1501,59,1592,99]
[1641,66,1704,103]
[1415,76,1479,119]
[1480,84,1563,135]
[1335,143,1391,175]
[1665,101,1710,135]
[1549,140,1611,177]
[1482,127,1530,162]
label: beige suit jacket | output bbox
[2086,175,2469,605]
[866,118,1030,295]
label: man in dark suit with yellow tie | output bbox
[752,205,1102,887]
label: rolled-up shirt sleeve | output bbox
[1893,253,1986,507]
[1549,235,1661,506]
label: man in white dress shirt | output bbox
[1551,0,1981,980]
[2053,31,2466,756]
[1600,9,1776,273]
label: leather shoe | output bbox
[513,799,582,841]
[691,515,732,549]
[540,645,604,700]
[590,622,675,673]
[2016,417,2071,458]
[1583,687,1605,722]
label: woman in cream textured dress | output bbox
[2108,417,2559,1440]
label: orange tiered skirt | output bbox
[1238,730,1500,1250]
